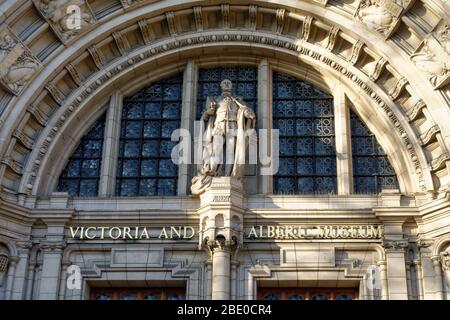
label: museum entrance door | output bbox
[257,287,358,300]
[90,287,186,300]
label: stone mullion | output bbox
[258,59,272,194]
[179,60,197,195]
[333,86,353,195]
[98,91,123,197]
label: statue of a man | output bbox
[191,79,256,195]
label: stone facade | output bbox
[0,0,449,300]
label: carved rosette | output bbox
[0,28,41,95]
[355,0,406,38]
[411,21,450,89]
[33,0,96,44]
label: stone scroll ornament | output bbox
[411,21,450,89]
[355,0,411,38]
[191,80,256,196]
[33,0,96,43]
[0,29,41,95]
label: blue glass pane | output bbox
[123,140,140,157]
[66,160,80,177]
[140,179,157,195]
[297,158,313,175]
[159,159,177,177]
[144,294,160,300]
[120,295,136,300]
[142,140,159,157]
[158,179,177,195]
[161,121,179,138]
[263,294,279,300]
[278,158,296,175]
[96,294,111,300]
[124,103,143,119]
[162,102,180,119]
[167,295,183,300]
[83,140,102,157]
[144,102,162,118]
[59,179,78,196]
[312,294,328,300]
[316,177,337,193]
[81,160,99,177]
[160,140,176,157]
[141,159,158,176]
[120,179,138,196]
[79,180,98,196]
[297,138,313,155]
[143,121,161,138]
[122,160,138,177]
[275,177,296,194]
[296,100,313,116]
[125,121,142,138]
[315,137,334,155]
[298,177,314,194]
[316,157,336,175]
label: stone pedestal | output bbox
[197,177,244,300]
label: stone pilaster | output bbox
[417,239,440,299]
[4,256,19,300]
[382,239,409,299]
[11,241,32,300]
[37,241,66,300]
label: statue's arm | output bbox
[202,96,217,120]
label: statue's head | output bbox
[220,79,233,94]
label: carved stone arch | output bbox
[26,43,430,196]
[0,0,447,199]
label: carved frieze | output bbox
[33,0,95,43]
[441,250,450,271]
[411,21,450,89]
[0,28,41,95]
[355,0,407,38]
[383,239,409,251]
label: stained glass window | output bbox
[57,113,106,196]
[273,72,337,195]
[116,74,182,196]
[197,67,257,119]
[350,109,399,194]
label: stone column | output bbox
[12,241,32,299]
[198,177,244,300]
[377,260,389,300]
[58,260,71,300]
[179,60,197,195]
[431,255,444,300]
[98,91,123,196]
[208,239,233,300]
[414,260,424,299]
[333,86,352,195]
[257,59,272,194]
[4,256,18,300]
[37,241,65,300]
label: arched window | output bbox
[115,74,183,196]
[273,72,336,195]
[57,113,106,196]
[350,109,399,194]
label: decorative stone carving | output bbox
[0,28,41,95]
[355,0,405,38]
[411,21,450,89]
[383,239,409,251]
[191,80,256,196]
[441,250,450,271]
[33,0,96,43]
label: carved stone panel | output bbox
[32,0,96,44]
[0,28,41,95]
[355,0,409,38]
[411,21,450,89]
